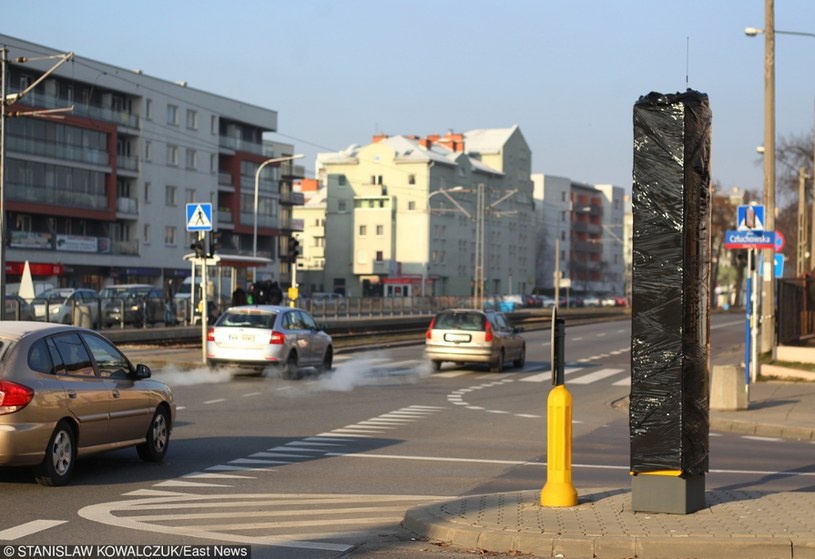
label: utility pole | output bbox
[798,167,808,277]
[760,0,776,353]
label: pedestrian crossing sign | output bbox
[186,203,213,231]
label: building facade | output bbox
[315,127,536,297]
[1,34,299,296]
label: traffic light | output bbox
[208,231,221,257]
[288,237,300,261]
[190,239,205,258]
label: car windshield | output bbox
[216,311,277,329]
[435,312,485,331]
[34,291,70,304]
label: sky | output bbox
[3,0,815,195]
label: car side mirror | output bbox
[134,363,152,379]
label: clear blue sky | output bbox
[4,0,815,195]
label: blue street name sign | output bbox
[724,230,776,250]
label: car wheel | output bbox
[34,420,76,487]
[432,360,443,372]
[318,347,333,373]
[513,344,526,369]
[281,351,300,380]
[137,407,170,462]
[490,350,504,373]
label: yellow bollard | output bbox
[540,384,578,507]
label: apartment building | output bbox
[532,174,627,297]
[315,127,536,297]
[1,34,298,294]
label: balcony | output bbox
[116,197,138,217]
[7,181,108,210]
[117,154,139,174]
[219,135,264,156]
[6,134,110,167]
[217,209,234,228]
[280,191,305,206]
[279,218,304,232]
[17,91,139,129]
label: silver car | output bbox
[206,305,333,378]
[32,288,101,328]
[425,309,525,372]
[0,322,175,486]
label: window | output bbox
[144,182,151,203]
[164,226,177,246]
[338,176,346,186]
[408,174,416,185]
[186,188,195,204]
[165,185,177,206]
[210,115,218,134]
[338,201,347,212]
[186,109,198,130]
[28,339,54,374]
[375,250,384,261]
[83,334,130,379]
[408,201,416,210]
[53,333,94,377]
[167,145,178,166]
[359,225,367,236]
[167,104,178,125]
[145,98,153,120]
[370,175,383,185]
[185,149,197,170]
[210,153,217,173]
[144,140,151,161]
[143,224,150,245]
[376,225,384,236]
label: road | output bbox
[1,313,813,559]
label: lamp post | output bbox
[252,154,304,259]
[745,5,815,353]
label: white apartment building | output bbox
[1,34,299,294]
[315,127,536,297]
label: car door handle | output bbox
[67,390,77,399]
[112,389,121,399]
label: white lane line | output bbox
[203,399,226,405]
[242,392,263,397]
[515,414,542,418]
[434,371,470,378]
[0,520,68,541]
[183,472,256,480]
[570,368,625,385]
[154,480,233,488]
[742,435,783,442]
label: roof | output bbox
[463,126,519,155]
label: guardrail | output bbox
[100,307,629,346]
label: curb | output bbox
[402,490,815,559]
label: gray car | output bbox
[425,308,525,372]
[206,305,333,378]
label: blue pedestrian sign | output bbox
[737,205,765,232]
[186,203,213,232]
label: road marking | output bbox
[570,368,625,385]
[203,399,226,405]
[742,435,783,442]
[242,392,262,397]
[435,371,471,378]
[0,520,67,540]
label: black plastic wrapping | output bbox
[630,91,712,475]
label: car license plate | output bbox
[229,334,255,342]
[445,333,471,343]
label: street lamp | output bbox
[252,154,304,258]
[745,8,815,353]
[423,186,468,296]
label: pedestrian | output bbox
[247,283,256,305]
[232,286,247,307]
[269,281,283,305]
[255,281,269,304]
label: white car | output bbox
[32,288,101,328]
[206,305,334,378]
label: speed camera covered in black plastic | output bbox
[630,90,712,476]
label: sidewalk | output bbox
[403,381,815,558]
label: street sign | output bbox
[737,205,765,232]
[186,203,213,232]
[774,230,786,253]
[724,230,775,250]
[775,253,785,278]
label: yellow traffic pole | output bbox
[540,383,578,507]
[540,307,578,507]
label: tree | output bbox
[775,132,814,276]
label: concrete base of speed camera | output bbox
[710,364,749,411]
[632,473,706,514]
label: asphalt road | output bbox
[1,314,812,559]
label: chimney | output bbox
[372,134,388,144]
[438,132,465,153]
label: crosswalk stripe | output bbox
[0,520,67,540]
[613,376,631,386]
[570,368,625,385]
[434,370,471,378]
